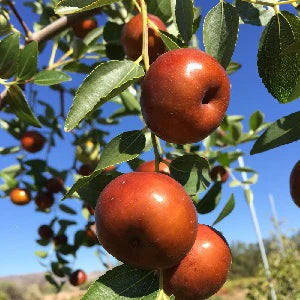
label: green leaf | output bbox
[203,2,239,69]
[234,167,256,173]
[257,11,300,103]
[196,183,222,214]
[249,111,264,131]
[250,111,300,154]
[226,61,241,75]
[55,0,119,15]
[159,31,181,50]
[0,146,20,155]
[63,130,146,199]
[34,250,48,258]
[212,193,235,226]
[63,61,91,74]
[170,155,210,195]
[6,85,42,128]
[171,0,194,44]
[59,204,76,215]
[34,70,71,86]
[17,41,38,80]
[81,264,159,299]
[244,189,253,204]
[242,173,258,185]
[65,60,144,131]
[147,0,172,23]
[0,33,19,79]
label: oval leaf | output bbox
[257,11,300,103]
[212,193,235,226]
[203,2,239,69]
[34,250,48,258]
[34,70,71,86]
[59,204,76,215]
[159,31,182,50]
[17,41,38,80]
[7,85,42,128]
[65,60,144,131]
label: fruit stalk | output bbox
[238,155,277,300]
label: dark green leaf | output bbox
[17,41,38,80]
[249,111,264,131]
[234,167,256,173]
[226,61,241,75]
[81,264,159,299]
[0,146,20,154]
[212,193,235,226]
[217,151,243,167]
[193,6,202,34]
[6,85,42,128]
[159,30,181,50]
[34,70,71,86]
[72,38,88,59]
[257,11,300,103]
[170,155,210,195]
[147,0,172,23]
[65,61,144,131]
[45,273,59,290]
[203,2,239,69]
[251,111,300,154]
[63,61,91,73]
[196,183,222,214]
[0,33,19,79]
[59,204,76,215]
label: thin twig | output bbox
[59,90,65,119]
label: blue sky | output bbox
[0,0,299,277]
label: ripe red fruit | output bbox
[135,159,171,175]
[69,269,87,286]
[95,172,198,269]
[21,131,45,153]
[121,13,166,64]
[46,177,64,193]
[35,192,54,210]
[290,160,300,208]
[9,188,31,205]
[163,224,232,300]
[78,164,94,176]
[53,234,68,246]
[141,48,230,144]
[73,18,97,39]
[210,166,229,183]
[38,225,53,240]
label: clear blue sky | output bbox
[0,0,299,277]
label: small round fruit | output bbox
[38,225,53,240]
[53,234,68,246]
[46,177,64,193]
[163,224,232,300]
[210,166,229,183]
[69,270,87,286]
[78,164,94,176]
[73,18,97,38]
[95,172,198,270]
[121,13,166,64]
[290,160,300,208]
[141,48,230,144]
[10,188,31,205]
[135,159,171,175]
[86,223,98,243]
[21,131,45,153]
[35,192,54,210]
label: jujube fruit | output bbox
[95,172,198,270]
[10,188,31,205]
[290,160,300,208]
[21,131,45,153]
[46,177,64,193]
[210,166,229,183]
[141,48,230,144]
[53,234,68,246]
[163,224,232,300]
[35,192,54,210]
[38,225,53,240]
[69,269,87,286]
[121,13,166,64]
[73,18,97,38]
[135,159,171,174]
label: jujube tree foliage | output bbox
[0,0,299,299]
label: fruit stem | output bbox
[241,0,298,6]
[151,132,161,173]
[140,0,150,71]
[133,0,141,12]
[49,42,58,68]
[159,268,164,290]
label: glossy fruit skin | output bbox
[163,224,232,300]
[21,131,45,153]
[38,225,53,240]
[35,192,54,210]
[73,19,97,38]
[78,164,94,176]
[10,188,31,205]
[53,234,68,246]
[46,177,64,193]
[290,160,300,208]
[121,13,167,64]
[141,48,230,144]
[69,269,87,286]
[135,159,171,175]
[95,172,198,270]
[210,166,229,183]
